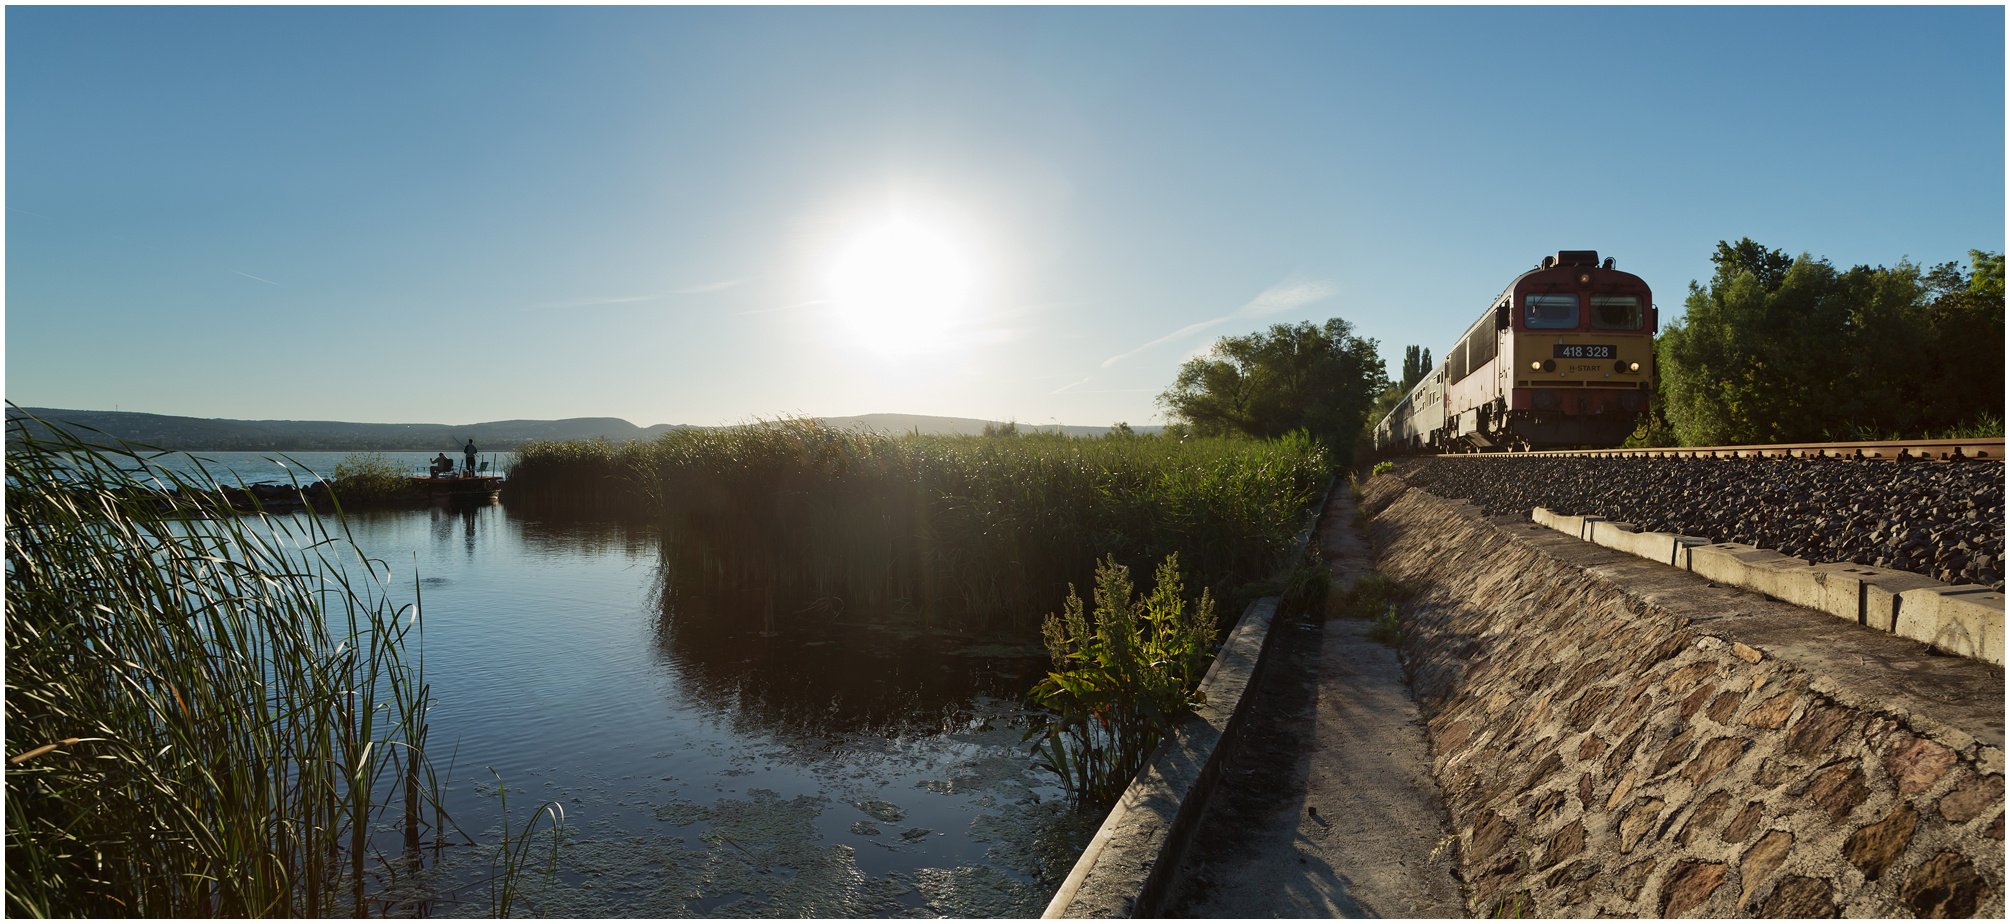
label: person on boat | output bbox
[431,452,453,477]
[464,439,479,475]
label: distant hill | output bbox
[6,407,690,451]
[5,407,1158,450]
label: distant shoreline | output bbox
[6,407,1158,452]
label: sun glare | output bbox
[824,216,978,357]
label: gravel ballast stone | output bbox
[1391,456,2005,591]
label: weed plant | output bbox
[5,418,440,916]
[1365,606,1404,647]
[509,420,1326,631]
[1824,411,2005,442]
[1333,571,1414,621]
[330,451,421,505]
[1235,551,1330,619]
[1024,555,1217,809]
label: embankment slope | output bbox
[1364,474,2003,917]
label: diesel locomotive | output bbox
[1372,250,1654,454]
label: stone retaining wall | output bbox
[1363,475,2005,917]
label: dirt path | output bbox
[1162,489,1464,918]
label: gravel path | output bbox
[1391,456,2005,590]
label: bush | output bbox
[1157,317,1390,470]
[1024,554,1217,809]
[329,451,417,505]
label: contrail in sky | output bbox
[532,295,659,310]
[1050,375,1095,395]
[1100,275,1336,368]
[234,271,282,286]
[672,278,746,295]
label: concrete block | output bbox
[1686,543,1812,600]
[1583,520,1708,567]
[1894,586,2006,666]
[1752,562,1857,623]
[1532,508,1605,541]
[1528,507,2001,667]
[1585,520,1636,543]
[1770,564,1926,627]
[1863,571,1954,633]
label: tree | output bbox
[1400,345,1433,391]
[1657,241,2003,445]
[1156,318,1389,468]
[1916,250,2006,432]
[1711,237,1795,292]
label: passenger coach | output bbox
[1374,250,1654,453]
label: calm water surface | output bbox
[119,449,501,484]
[317,500,1091,917]
[97,450,1098,915]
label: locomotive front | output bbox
[1499,250,1654,447]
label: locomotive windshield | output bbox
[1525,293,1579,329]
[1591,295,1644,330]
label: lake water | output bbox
[41,447,1099,914]
[109,449,509,485]
[268,497,1090,916]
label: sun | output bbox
[823,216,977,357]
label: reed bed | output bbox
[508,420,1327,630]
[5,418,439,916]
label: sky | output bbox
[7,5,2003,429]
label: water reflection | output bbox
[650,540,1050,743]
[312,502,1086,917]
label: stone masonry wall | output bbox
[1361,475,2004,918]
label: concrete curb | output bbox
[1532,507,2006,666]
[1041,476,1333,918]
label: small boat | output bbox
[412,472,504,499]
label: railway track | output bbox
[1386,438,2006,591]
[1434,436,2003,462]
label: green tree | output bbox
[1156,318,1388,468]
[1915,250,2006,433]
[1399,344,1433,391]
[1712,237,1795,292]
[1658,241,2003,445]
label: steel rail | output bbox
[1431,437,2003,462]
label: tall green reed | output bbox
[507,419,1326,631]
[5,416,440,916]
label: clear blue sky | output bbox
[8,5,2003,428]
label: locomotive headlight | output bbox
[1579,273,1591,284]
[1529,360,1542,372]
[1628,361,1640,372]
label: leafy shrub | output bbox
[329,451,417,504]
[1025,554,1217,809]
[1371,460,1396,477]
